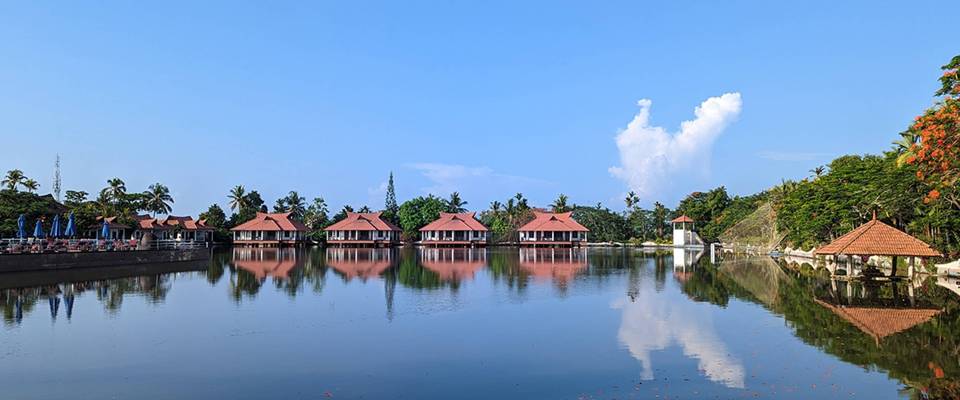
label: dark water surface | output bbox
[2,247,959,399]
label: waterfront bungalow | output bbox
[518,211,589,247]
[814,214,941,277]
[324,212,401,247]
[230,212,308,247]
[135,215,215,242]
[419,212,489,246]
[92,216,130,240]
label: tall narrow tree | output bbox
[228,185,247,211]
[384,172,399,222]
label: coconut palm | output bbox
[143,183,174,217]
[22,178,39,193]
[285,191,307,220]
[551,194,570,213]
[892,131,920,167]
[2,169,25,191]
[624,191,640,209]
[446,192,468,213]
[102,178,127,205]
[228,185,247,211]
[809,166,827,179]
[490,201,502,213]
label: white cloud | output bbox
[609,93,742,202]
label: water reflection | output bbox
[616,250,746,388]
[4,248,960,398]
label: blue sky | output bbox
[0,2,955,216]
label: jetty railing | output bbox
[0,238,207,255]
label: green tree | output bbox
[64,190,88,206]
[103,178,127,205]
[446,191,468,213]
[143,183,174,216]
[397,195,447,239]
[283,191,306,220]
[272,198,289,213]
[21,178,39,193]
[2,169,25,191]
[383,172,399,222]
[228,185,247,211]
[551,193,571,213]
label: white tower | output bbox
[671,215,702,247]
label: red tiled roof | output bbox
[671,215,694,223]
[96,216,130,229]
[518,211,589,232]
[324,212,401,232]
[815,299,941,342]
[419,212,489,232]
[136,214,214,231]
[814,217,942,257]
[230,212,308,232]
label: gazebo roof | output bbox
[814,217,941,257]
[815,299,941,343]
[671,215,694,223]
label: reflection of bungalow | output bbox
[92,216,130,239]
[324,212,401,247]
[518,248,588,283]
[232,247,300,280]
[419,247,487,281]
[518,211,589,247]
[135,215,215,242]
[420,212,489,247]
[230,212,308,247]
[815,299,941,345]
[326,248,394,280]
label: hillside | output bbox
[718,201,784,250]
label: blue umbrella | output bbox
[64,212,76,237]
[50,214,61,238]
[16,214,25,239]
[101,219,110,240]
[33,219,44,238]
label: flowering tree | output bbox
[906,55,960,207]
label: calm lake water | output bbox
[2,247,959,399]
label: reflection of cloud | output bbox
[406,163,549,196]
[609,94,742,202]
[613,284,745,388]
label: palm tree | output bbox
[103,178,127,205]
[624,191,640,209]
[809,166,827,179]
[228,185,247,211]
[273,198,289,213]
[490,201,502,213]
[892,131,920,167]
[143,183,174,216]
[285,191,307,219]
[358,205,372,213]
[22,178,39,193]
[551,194,570,213]
[447,192,468,213]
[513,193,529,211]
[2,169,25,191]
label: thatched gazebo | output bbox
[814,215,941,277]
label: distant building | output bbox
[419,212,489,247]
[135,215,215,242]
[324,212,401,247]
[93,216,130,240]
[671,215,703,247]
[518,211,589,247]
[230,212,308,247]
